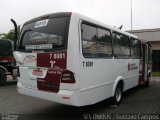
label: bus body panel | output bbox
[15,12,151,106]
[124,58,139,90]
[61,13,80,90]
[17,82,81,106]
[76,14,140,105]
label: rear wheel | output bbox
[0,68,7,86]
[112,83,123,105]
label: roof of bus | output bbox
[73,12,137,38]
[24,12,72,25]
[23,12,145,41]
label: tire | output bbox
[0,68,7,86]
[112,83,123,105]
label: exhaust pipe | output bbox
[11,19,18,50]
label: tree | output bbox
[0,30,14,40]
[0,25,21,40]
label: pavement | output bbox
[152,77,160,81]
[0,76,160,120]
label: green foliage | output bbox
[152,72,160,77]
[0,30,14,40]
[0,25,21,41]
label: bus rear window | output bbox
[19,17,70,50]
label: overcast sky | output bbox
[0,0,160,33]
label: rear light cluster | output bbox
[61,70,75,83]
[0,57,15,62]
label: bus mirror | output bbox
[11,19,18,51]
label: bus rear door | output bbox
[142,43,148,83]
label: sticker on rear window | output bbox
[25,44,52,50]
[35,19,49,28]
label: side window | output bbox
[81,22,112,58]
[82,23,97,58]
[113,32,130,58]
[96,28,112,57]
[130,38,142,59]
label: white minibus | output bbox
[14,12,152,106]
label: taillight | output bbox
[61,70,75,83]
[67,12,72,16]
[0,57,15,62]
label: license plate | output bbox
[32,69,43,77]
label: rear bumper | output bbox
[17,82,81,106]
